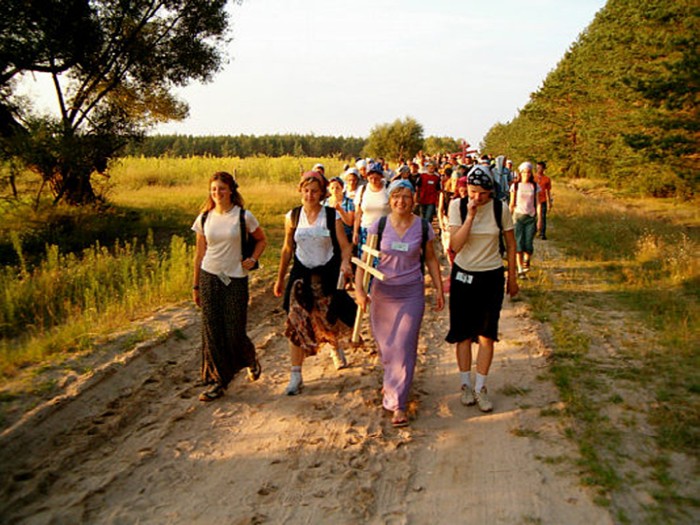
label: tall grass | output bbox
[0,233,193,377]
[0,156,330,377]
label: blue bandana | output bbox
[388,179,415,194]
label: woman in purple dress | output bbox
[355,179,444,427]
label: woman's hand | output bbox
[355,289,370,312]
[466,198,479,219]
[241,257,257,271]
[340,259,353,279]
[434,289,445,311]
[507,274,519,297]
[273,278,284,298]
[193,288,201,307]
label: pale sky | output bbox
[21,0,608,147]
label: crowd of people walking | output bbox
[191,152,553,426]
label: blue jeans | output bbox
[420,204,436,224]
[514,213,537,254]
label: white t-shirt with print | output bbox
[288,207,340,269]
[191,206,260,278]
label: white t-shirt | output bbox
[355,185,390,228]
[191,206,260,278]
[448,198,514,272]
[288,207,340,269]
[511,182,540,216]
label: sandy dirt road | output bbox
[0,265,614,524]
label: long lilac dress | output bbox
[368,216,433,412]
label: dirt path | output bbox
[0,264,614,524]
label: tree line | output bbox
[122,122,463,163]
[123,134,367,159]
[481,0,698,198]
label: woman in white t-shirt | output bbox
[509,161,542,277]
[192,172,267,402]
[446,167,519,413]
[273,172,354,396]
[353,162,390,254]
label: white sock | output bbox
[291,365,302,376]
[460,372,472,389]
[475,373,487,393]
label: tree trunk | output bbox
[52,168,97,205]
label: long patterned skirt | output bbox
[284,275,339,357]
[199,270,257,388]
[370,279,425,412]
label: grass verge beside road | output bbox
[522,181,699,523]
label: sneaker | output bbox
[474,388,493,412]
[330,347,348,370]
[460,385,476,406]
[284,374,304,396]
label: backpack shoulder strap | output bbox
[459,197,468,223]
[420,218,429,274]
[289,206,302,251]
[200,210,210,229]
[493,198,503,232]
[240,208,247,245]
[325,206,339,252]
[358,184,367,207]
[376,215,388,248]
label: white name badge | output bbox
[391,241,409,252]
[456,271,473,284]
[298,227,330,238]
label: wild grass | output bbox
[522,181,699,515]
[0,234,193,377]
[0,156,332,378]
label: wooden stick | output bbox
[351,234,384,343]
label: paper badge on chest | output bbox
[391,241,410,252]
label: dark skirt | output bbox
[199,270,257,388]
[445,265,505,343]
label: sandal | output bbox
[392,417,409,428]
[391,410,409,428]
[247,358,262,382]
[199,384,224,402]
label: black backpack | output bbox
[459,197,506,258]
[376,216,430,274]
[201,208,259,270]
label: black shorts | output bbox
[445,265,505,343]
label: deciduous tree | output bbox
[0,0,232,205]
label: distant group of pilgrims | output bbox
[191,151,553,427]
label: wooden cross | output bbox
[348,233,385,344]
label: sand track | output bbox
[0,267,613,524]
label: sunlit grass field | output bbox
[0,156,347,378]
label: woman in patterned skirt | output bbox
[192,172,267,401]
[273,171,354,395]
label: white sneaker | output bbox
[474,388,493,412]
[330,347,348,370]
[284,374,304,396]
[460,385,476,406]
